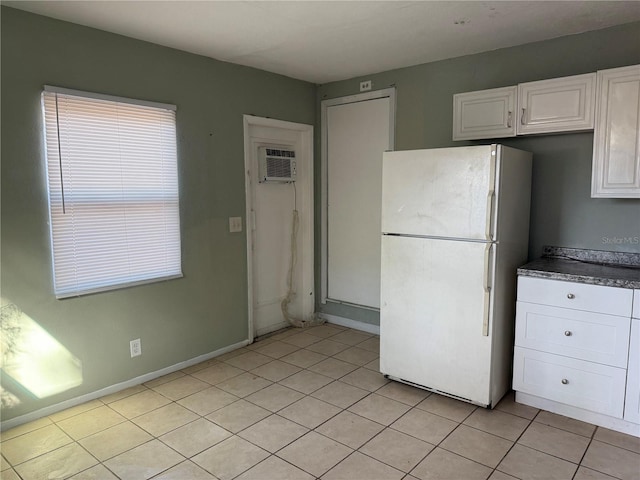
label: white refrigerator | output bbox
[380,144,532,408]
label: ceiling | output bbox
[5,1,640,84]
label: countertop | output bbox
[517,246,640,289]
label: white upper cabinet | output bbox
[591,64,640,198]
[453,73,597,140]
[453,86,517,140]
[518,73,596,135]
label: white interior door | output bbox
[380,235,494,405]
[322,89,394,309]
[244,116,314,338]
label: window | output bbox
[42,86,182,298]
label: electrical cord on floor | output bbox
[281,208,325,328]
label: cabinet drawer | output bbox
[515,302,630,367]
[517,276,632,317]
[513,347,626,417]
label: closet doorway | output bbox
[320,88,396,310]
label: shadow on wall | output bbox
[1,299,83,411]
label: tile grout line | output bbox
[4,327,639,480]
[513,426,595,469]
[354,423,431,474]
[221,374,404,476]
[572,437,628,480]
[570,424,599,480]
[330,388,444,478]
[485,407,535,479]
[73,438,116,479]
[161,340,510,480]
[432,410,522,472]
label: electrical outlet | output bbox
[360,80,372,92]
[130,338,141,357]
[229,216,242,233]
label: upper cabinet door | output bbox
[591,64,640,198]
[453,86,517,141]
[517,73,596,135]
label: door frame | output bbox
[320,88,396,306]
[243,115,314,342]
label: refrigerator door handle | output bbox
[485,190,495,241]
[482,243,494,336]
[485,151,497,241]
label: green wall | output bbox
[0,7,315,421]
[316,22,640,325]
[2,6,639,421]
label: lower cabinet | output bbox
[513,347,627,418]
[513,276,639,436]
[625,319,640,424]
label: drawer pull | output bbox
[567,293,575,299]
[561,378,569,385]
[564,330,572,336]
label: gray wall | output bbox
[0,7,316,421]
[316,22,640,325]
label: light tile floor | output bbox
[2,324,639,480]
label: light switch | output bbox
[229,216,243,233]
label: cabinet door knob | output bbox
[507,111,512,128]
[567,293,575,299]
[564,330,572,336]
[561,379,569,385]
[521,108,527,125]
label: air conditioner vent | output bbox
[259,147,297,183]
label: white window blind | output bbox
[42,87,182,298]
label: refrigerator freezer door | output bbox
[381,146,496,240]
[380,235,495,405]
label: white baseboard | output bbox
[320,313,380,335]
[256,321,290,338]
[516,391,640,438]
[1,339,250,432]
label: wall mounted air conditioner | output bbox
[258,147,297,183]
